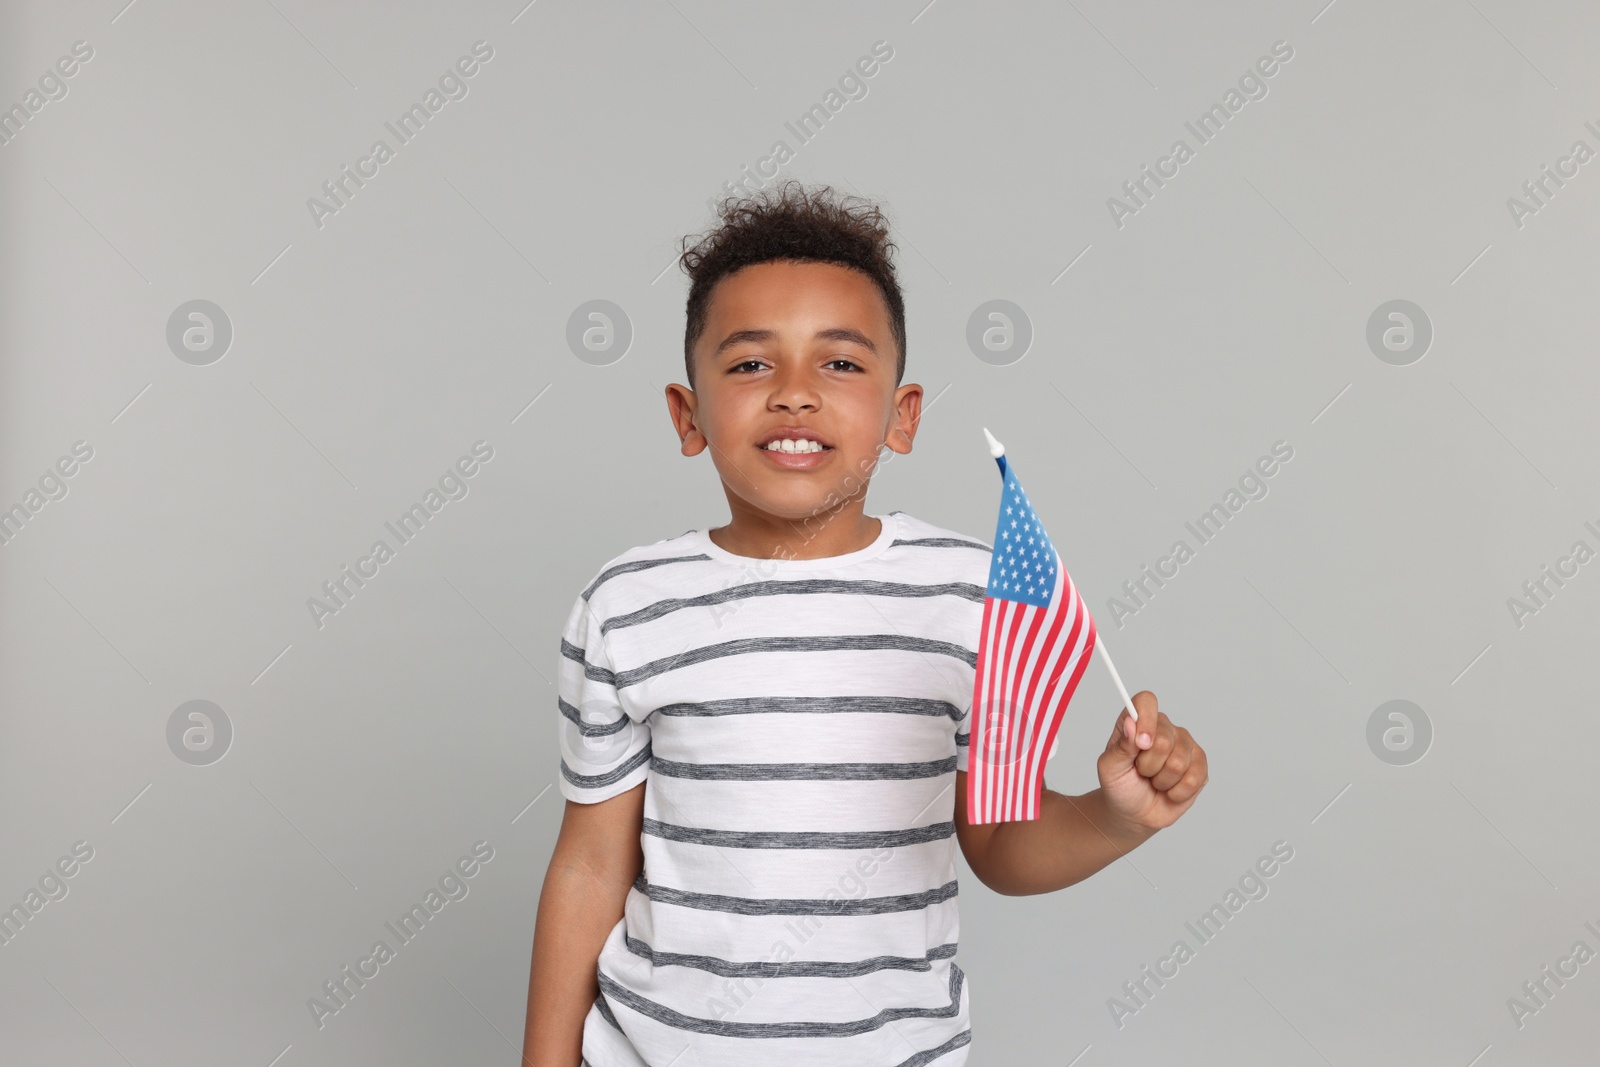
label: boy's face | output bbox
[666,259,922,526]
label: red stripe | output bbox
[966,598,992,825]
[985,596,1016,820]
[1009,573,1072,818]
[992,604,1014,821]
[1024,574,1091,817]
[1034,594,1096,816]
[966,595,995,823]
[974,594,1003,822]
[1000,597,1049,821]
[1014,578,1077,818]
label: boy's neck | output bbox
[708,501,882,561]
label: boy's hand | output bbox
[1096,691,1207,836]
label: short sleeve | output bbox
[556,594,651,803]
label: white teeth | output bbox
[764,438,824,453]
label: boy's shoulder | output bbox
[887,510,992,554]
[572,525,705,608]
[884,510,993,583]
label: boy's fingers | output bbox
[1140,722,1188,787]
[1132,710,1173,775]
[1108,706,1138,754]
[1127,691,1159,749]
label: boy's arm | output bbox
[523,783,645,1067]
[955,775,1154,895]
[954,691,1207,896]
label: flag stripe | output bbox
[970,597,994,821]
[1000,599,1037,820]
[1020,572,1089,818]
[1001,596,1039,820]
[999,566,1061,819]
[968,596,992,822]
[1025,568,1087,817]
[973,596,1001,822]
[1033,595,1095,817]
[1010,573,1073,818]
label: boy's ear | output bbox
[884,382,922,455]
[664,382,708,456]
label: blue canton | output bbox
[986,460,1059,607]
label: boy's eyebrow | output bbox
[714,327,879,359]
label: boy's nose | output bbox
[769,386,820,412]
[769,371,820,410]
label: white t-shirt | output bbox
[556,511,994,1067]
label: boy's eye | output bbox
[728,358,862,373]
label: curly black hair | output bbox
[678,181,905,389]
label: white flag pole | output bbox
[1095,636,1142,733]
[982,427,1140,733]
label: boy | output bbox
[523,182,1208,1066]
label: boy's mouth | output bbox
[755,428,833,453]
[755,427,834,467]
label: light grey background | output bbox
[2,0,1595,1064]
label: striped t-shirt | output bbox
[557,511,997,1067]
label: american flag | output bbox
[966,443,1099,824]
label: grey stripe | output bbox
[560,638,616,687]
[582,553,712,600]
[621,933,958,977]
[560,743,652,789]
[895,1029,972,1067]
[594,993,622,1032]
[631,876,958,916]
[642,818,954,850]
[893,535,992,552]
[646,695,965,724]
[558,696,629,738]
[954,732,968,748]
[651,755,956,781]
[596,961,964,1039]
[602,579,984,634]
[615,634,976,690]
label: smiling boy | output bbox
[523,182,1207,1066]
